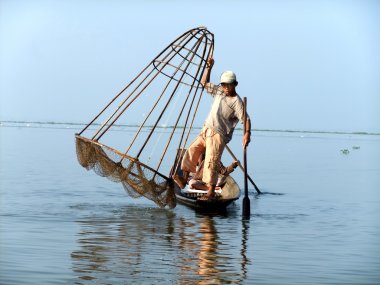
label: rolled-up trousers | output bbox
[181,127,225,186]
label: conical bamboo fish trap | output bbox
[76,27,214,208]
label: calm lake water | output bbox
[1,122,380,284]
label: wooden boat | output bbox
[174,175,240,210]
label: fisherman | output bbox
[173,57,251,200]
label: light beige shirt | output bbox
[204,83,248,143]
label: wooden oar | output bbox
[242,97,250,218]
[225,145,261,194]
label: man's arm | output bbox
[201,57,214,87]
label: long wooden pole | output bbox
[242,97,250,218]
[225,145,261,194]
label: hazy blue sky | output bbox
[1,0,379,133]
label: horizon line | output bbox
[0,120,379,136]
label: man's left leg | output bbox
[200,129,225,200]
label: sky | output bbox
[0,0,379,133]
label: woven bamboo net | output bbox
[75,27,214,208]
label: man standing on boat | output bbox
[173,57,251,200]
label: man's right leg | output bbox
[173,131,206,188]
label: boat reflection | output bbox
[71,204,251,284]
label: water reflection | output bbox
[71,205,251,284]
[240,220,250,281]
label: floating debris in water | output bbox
[352,146,360,150]
[340,149,350,155]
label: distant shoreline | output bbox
[0,120,379,136]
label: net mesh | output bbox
[76,135,176,208]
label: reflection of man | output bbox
[173,57,251,200]
[197,216,218,280]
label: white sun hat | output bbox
[220,71,237,84]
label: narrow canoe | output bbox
[174,175,240,211]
